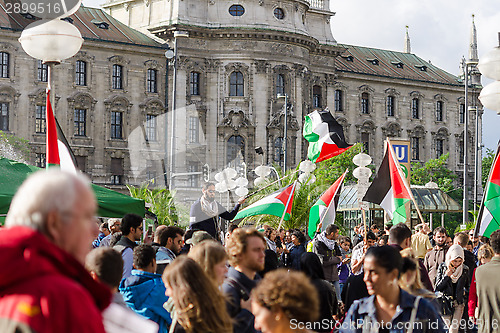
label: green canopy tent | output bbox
[0,157,145,219]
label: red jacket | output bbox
[468,268,478,318]
[0,226,111,333]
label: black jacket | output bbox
[312,237,342,282]
[300,253,337,332]
[189,199,241,238]
[222,267,261,333]
[435,262,470,305]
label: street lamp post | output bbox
[462,57,470,225]
[168,31,188,190]
[277,94,288,170]
[163,47,174,188]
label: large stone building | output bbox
[0,7,168,190]
[103,0,482,203]
[0,0,482,207]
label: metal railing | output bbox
[308,0,325,10]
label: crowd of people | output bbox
[1,172,500,333]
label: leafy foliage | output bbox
[127,185,188,226]
[0,131,30,163]
[482,148,495,188]
[238,144,364,232]
[411,153,457,194]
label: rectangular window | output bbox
[386,96,395,117]
[361,132,369,154]
[111,111,123,139]
[75,155,86,173]
[75,60,87,86]
[436,139,444,158]
[411,137,420,161]
[35,153,46,168]
[411,98,419,119]
[313,86,322,108]
[37,60,48,82]
[229,72,244,96]
[334,90,343,112]
[276,74,285,96]
[146,114,157,141]
[459,104,465,124]
[190,72,200,96]
[459,141,464,163]
[146,160,156,185]
[112,64,123,89]
[189,116,199,143]
[361,93,369,114]
[35,105,46,133]
[188,163,199,188]
[0,52,9,78]
[0,102,8,131]
[436,101,443,121]
[110,158,123,185]
[74,108,86,136]
[147,69,157,93]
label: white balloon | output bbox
[308,175,316,184]
[353,166,372,180]
[214,172,224,182]
[255,165,271,177]
[235,187,249,196]
[227,179,237,190]
[298,173,308,183]
[299,160,316,173]
[254,177,267,187]
[236,177,249,187]
[222,168,238,179]
[215,182,227,193]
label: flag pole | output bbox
[277,180,297,231]
[387,139,426,225]
[244,169,299,199]
[362,208,367,244]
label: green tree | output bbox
[482,148,495,188]
[127,185,188,226]
[0,131,30,163]
[238,144,364,232]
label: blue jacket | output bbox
[285,244,306,270]
[340,289,447,333]
[119,270,172,333]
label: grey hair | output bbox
[5,169,92,232]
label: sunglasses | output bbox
[207,190,215,193]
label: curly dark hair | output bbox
[251,269,319,323]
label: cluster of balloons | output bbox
[214,168,249,197]
[298,160,316,185]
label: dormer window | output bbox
[20,13,36,20]
[367,59,379,65]
[341,55,354,62]
[91,19,109,29]
[415,65,427,72]
[391,61,404,68]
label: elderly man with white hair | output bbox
[0,170,111,333]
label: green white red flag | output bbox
[46,87,77,173]
[475,142,500,237]
[363,140,412,224]
[303,110,351,163]
[234,182,297,220]
[307,169,347,239]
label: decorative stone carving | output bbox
[218,110,253,131]
[270,43,294,56]
[381,122,401,137]
[254,60,270,74]
[0,85,20,104]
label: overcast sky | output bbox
[82,0,500,151]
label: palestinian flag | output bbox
[363,140,412,224]
[235,182,297,220]
[46,87,77,174]
[303,110,351,163]
[308,170,347,239]
[475,142,500,237]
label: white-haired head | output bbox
[6,169,92,233]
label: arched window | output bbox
[361,93,369,114]
[229,71,244,96]
[274,137,283,164]
[190,72,200,96]
[227,135,245,166]
[0,52,9,78]
[361,132,370,154]
[459,104,465,124]
[276,74,285,96]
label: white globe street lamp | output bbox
[478,33,500,113]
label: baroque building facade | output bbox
[0,7,168,191]
[104,0,481,203]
